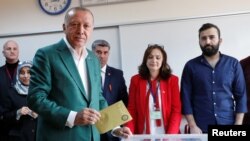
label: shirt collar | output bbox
[63,37,88,59]
[101,65,107,73]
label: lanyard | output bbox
[5,66,17,81]
[5,65,17,87]
[146,80,162,129]
[147,80,160,110]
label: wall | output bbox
[0,26,122,68]
[1,0,250,35]
[119,13,250,87]
[1,0,250,83]
[1,0,250,134]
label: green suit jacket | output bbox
[27,39,108,141]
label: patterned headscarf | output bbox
[14,61,32,95]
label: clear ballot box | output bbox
[122,134,208,141]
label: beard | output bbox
[200,43,219,57]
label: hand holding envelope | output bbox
[113,126,132,139]
[95,100,133,134]
[74,108,101,126]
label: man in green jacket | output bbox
[27,7,131,141]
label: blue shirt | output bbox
[181,53,247,132]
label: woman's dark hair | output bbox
[138,44,172,80]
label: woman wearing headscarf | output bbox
[2,61,37,141]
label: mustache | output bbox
[204,44,213,48]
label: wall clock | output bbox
[38,0,71,15]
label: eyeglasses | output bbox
[148,43,164,49]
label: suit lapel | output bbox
[140,78,147,117]
[85,50,99,102]
[57,40,88,101]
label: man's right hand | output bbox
[190,125,203,134]
[74,108,101,125]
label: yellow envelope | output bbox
[95,100,132,134]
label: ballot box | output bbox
[122,134,207,141]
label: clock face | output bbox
[39,0,71,15]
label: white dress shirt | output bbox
[101,65,107,88]
[63,37,89,128]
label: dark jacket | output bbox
[0,63,18,141]
[240,56,250,124]
[101,66,128,141]
[5,88,37,141]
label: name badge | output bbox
[150,110,162,119]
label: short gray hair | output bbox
[64,7,94,25]
[91,39,110,50]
